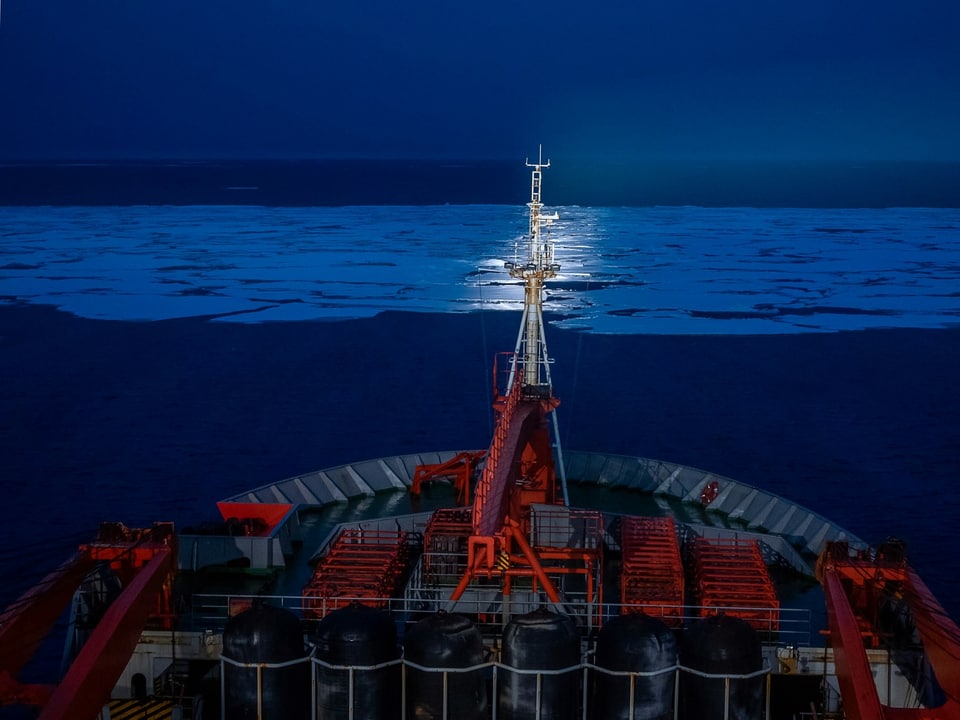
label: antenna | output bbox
[504,149,560,393]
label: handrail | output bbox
[218,653,775,720]
[187,591,813,648]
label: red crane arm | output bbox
[0,554,96,682]
[472,388,541,536]
[38,546,174,720]
[905,568,960,705]
[822,556,960,720]
[822,568,887,720]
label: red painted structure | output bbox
[692,537,780,632]
[820,540,960,719]
[620,516,685,625]
[447,362,558,598]
[0,522,176,719]
[422,507,473,581]
[443,356,603,611]
[302,527,413,619]
[215,501,294,533]
[410,451,486,506]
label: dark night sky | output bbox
[0,0,958,161]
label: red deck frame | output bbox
[302,528,412,618]
[692,537,779,632]
[620,516,684,625]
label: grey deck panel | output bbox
[223,450,866,560]
[223,450,469,505]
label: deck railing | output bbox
[220,652,775,720]
[186,590,813,648]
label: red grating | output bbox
[692,537,780,632]
[620,516,684,626]
[422,508,472,581]
[302,528,412,619]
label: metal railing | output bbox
[220,653,775,720]
[187,590,813,647]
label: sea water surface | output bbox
[1,172,960,681]
[2,204,959,333]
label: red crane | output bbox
[819,540,960,720]
[0,522,176,719]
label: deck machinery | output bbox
[2,155,960,719]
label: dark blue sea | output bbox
[1,159,959,686]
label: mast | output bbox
[504,146,560,395]
[446,149,583,610]
[503,147,569,504]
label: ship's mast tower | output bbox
[505,146,560,395]
[502,147,569,505]
[444,150,582,612]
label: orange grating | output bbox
[692,537,780,632]
[620,516,684,626]
[422,508,472,581]
[302,528,412,619]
